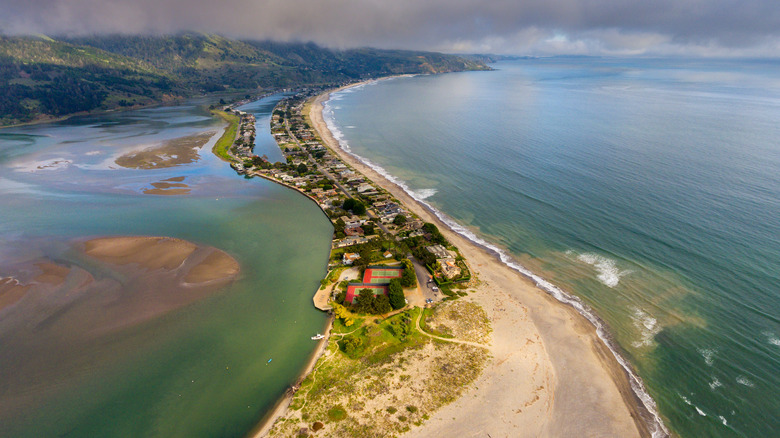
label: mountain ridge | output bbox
[0,33,490,126]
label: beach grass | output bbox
[211,110,239,162]
[267,305,488,437]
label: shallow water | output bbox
[324,59,780,437]
[0,95,332,437]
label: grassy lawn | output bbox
[211,110,239,162]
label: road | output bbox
[284,110,391,235]
[409,255,439,303]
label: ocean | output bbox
[0,95,331,436]
[323,58,780,437]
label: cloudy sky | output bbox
[1,0,779,56]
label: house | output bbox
[383,251,393,258]
[343,215,364,227]
[345,226,364,236]
[356,183,374,193]
[426,244,455,259]
[343,252,360,265]
[439,257,462,279]
[405,220,424,231]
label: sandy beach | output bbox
[308,89,656,437]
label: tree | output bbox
[393,214,407,226]
[342,198,365,215]
[422,222,448,246]
[388,279,405,310]
[352,202,367,215]
[374,294,392,314]
[297,163,308,174]
[400,259,417,287]
[342,336,362,356]
[332,303,354,327]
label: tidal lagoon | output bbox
[0,95,332,437]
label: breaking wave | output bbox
[575,252,632,287]
[737,376,755,387]
[698,348,716,366]
[409,188,437,200]
[631,307,662,348]
[322,87,670,438]
[763,331,780,346]
[709,376,722,390]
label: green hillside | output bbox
[0,33,489,126]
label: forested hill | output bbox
[0,33,490,126]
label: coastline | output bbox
[308,85,666,437]
[247,315,335,438]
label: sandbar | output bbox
[143,180,192,195]
[84,236,199,270]
[115,131,216,169]
[0,235,241,428]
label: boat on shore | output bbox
[311,333,325,340]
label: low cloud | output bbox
[1,0,779,56]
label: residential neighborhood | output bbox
[221,91,472,312]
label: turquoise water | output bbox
[238,94,291,163]
[324,59,780,437]
[0,97,332,436]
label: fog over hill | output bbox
[0,33,488,126]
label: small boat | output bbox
[267,359,272,365]
[311,333,325,340]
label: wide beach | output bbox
[308,88,661,437]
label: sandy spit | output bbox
[308,87,652,438]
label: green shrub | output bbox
[386,406,397,414]
[327,405,347,421]
[406,405,418,413]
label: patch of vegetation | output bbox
[426,300,492,344]
[268,305,489,438]
[211,110,239,162]
[327,405,347,422]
